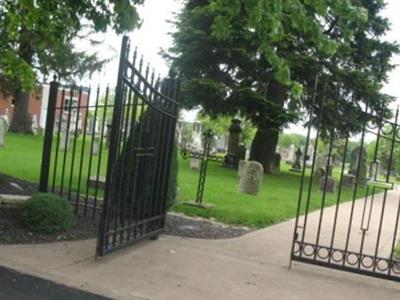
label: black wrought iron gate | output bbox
[290,80,400,282]
[96,37,179,256]
[39,36,180,257]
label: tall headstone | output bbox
[287,144,296,163]
[92,136,100,155]
[190,122,203,169]
[0,115,8,147]
[271,153,281,173]
[348,146,368,184]
[305,145,314,167]
[223,119,242,169]
[238,161,264,195]
[31,114,39,135]
[290,147,303,172]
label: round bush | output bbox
[23,193,73,234]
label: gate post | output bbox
[39,76,59,192]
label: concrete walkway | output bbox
[1,194,400,299]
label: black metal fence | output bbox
[39,36,180,257]
[39,81,112,218]
[290,79,400,282]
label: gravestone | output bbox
[216,134,228,152]
[271,153,281,173]
[60,130,71,151]
[320,176,336,193]
[280,148,289,161]
[342,174,355,187]
[238,160,247,178]
[238,161,264,195]
[290,148,302,172]
[190,122,203,151]
[31,114,39,135]
[348,146,368,184]
[92,136,100,155]
[287,144,296,163]
[306,145,314,167]
[223,119,242,169]
[190,158,200,170]
[0,115,8,147]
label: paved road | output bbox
[0,265,109,300]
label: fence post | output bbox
[39,76,59,192]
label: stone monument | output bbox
[0,115,8,147]
[287,144,296,164]
[223,119,242,169]
[290,147,302,172]
[238,161,264,195]
[348,146,368,184]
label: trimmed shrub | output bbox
[166,142,178,209]
[23,193,73,234]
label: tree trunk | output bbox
[249,80,286,173]
[9,25,34,134]
[249,126,279,173]
[9,88,32,133]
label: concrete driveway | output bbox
[1,193,400,299]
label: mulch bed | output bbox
[0,208,250,244]
[0,174,250,244]
[0,208,99,244]
[0,174,38,196]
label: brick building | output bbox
[0,84,90,131]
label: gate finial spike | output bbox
[145,63,150,80]
[132,47,138,66]
[139,55,144,72]
[150,68,156,85]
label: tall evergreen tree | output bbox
[166,0,398,173]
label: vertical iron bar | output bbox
[39,77,59,192]
[97,35,129,257]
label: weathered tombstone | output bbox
[31,114,39,135]
[306,145,314,167]
[290,147,302,172]
[287,144,296,164]
[271,153,281,173]
[60,130,71,151]
[348,146,368,184]
[223,119,242,169]
[238,160,247,178]
[342,174,355,187]
[0,115,8,147]
[320,176,336,193]
[190,158,200,170]
[216,134,228,152]
[238,161,264,195]
[92,136,100,155]
[280,148,289,161]
[190,122,203,151]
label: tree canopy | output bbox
[166,0,398,172]
[0,0,144,132]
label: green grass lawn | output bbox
[174,158,370,228]
[1,132,371,228]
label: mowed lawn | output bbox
[1,132,370,228]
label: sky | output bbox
[82,0,400,122]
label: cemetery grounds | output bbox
[1,132,374,229]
